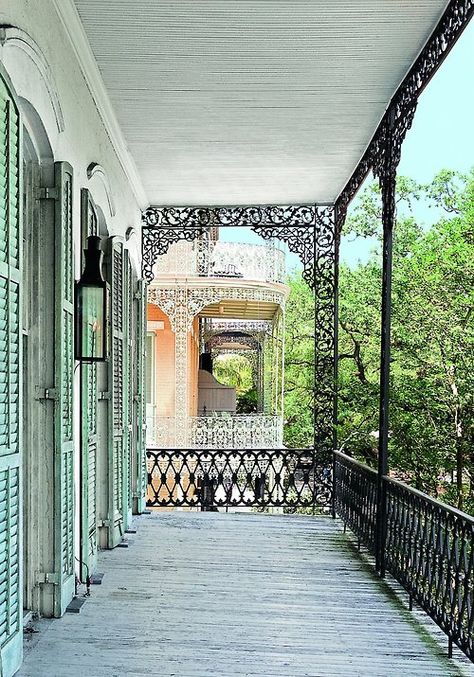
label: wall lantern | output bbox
[75,235,108,362]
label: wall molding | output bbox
[0,25,65,133]
[87,162,116,217]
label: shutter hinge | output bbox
[37,572,60,585]
[35,386,57,401]
[98,391,111,400]
[37,187,60,201]
[99,519,111,528]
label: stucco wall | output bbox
[0,0,145,592]
[147,304,175,417]
[147,305,200,418]
[0,1,143,254]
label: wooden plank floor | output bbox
[19,513,473,676]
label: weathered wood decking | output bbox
[19,513,473,676]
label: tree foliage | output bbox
[284,169,474,512]
[213,354,257,413]
[283,274,315,447]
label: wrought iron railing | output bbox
[146,448,332,510]
[152,239,286,284]
[333,451,378,553]
[146,414,283,449]
[333,451,474,662]
[385,477,474,661]
[190,415,283,449]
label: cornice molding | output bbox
[51,0,147,209]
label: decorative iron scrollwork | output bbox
[335,0,474,231]
[142,203,337,292]
[142,203,328,285]
[146,448,332,510]
[144,203,338,460]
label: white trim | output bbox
[148,321,164,332]
[87,162,116,217]
[145,331,156,406]
[51,0,148,209]
[0,26,65,132]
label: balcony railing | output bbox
[146,414,283,449]
[143,444,474,662]
[146,448,332,510]
[333,450,474,662]
[190,414,283,449]
[152,239,286,284]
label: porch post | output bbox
[332,207,341,519]
[375,110,397,575]
[173,292,190,448]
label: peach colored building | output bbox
[146,232,289,450]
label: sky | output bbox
[221,19,474,272]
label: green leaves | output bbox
[285,168,474,511]
[340,169,474,510]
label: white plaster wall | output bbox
[0,1,143,252]
[0,0,145,575]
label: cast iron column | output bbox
[375,112,397,576]
[332,208,341,519]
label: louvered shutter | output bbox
[124,251,134,526]
[133,279,147,513]
[0,77,22,677]
[79,189,99,576]
[53,162,75,616]
[107,237,126,546]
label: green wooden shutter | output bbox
[124,251,134,527]
[106,237,126,546]
[133,279,147,513]
[79,189,99,576]
[0,77,23,677]
[53,162,75,616]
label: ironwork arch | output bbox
[143,203,338,464]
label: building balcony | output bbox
[146,414,283,449]
[152,239,286,285]
[18,511,471,676]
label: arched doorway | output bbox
[21,105,75,619]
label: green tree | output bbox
[284,169,474,512]
[213,354,257,412]
[283,274,315,447]
[338,170,474,510]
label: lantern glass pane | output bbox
[78,285,105,360]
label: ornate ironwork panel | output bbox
[202,320,271,344]
[385,477,474,662]
[313,207,338,459]
[151,239,286,284]
[144,203,338,467]
[333,451,378,554]
[190,415,281,449]
[142,203,333,288]
[146,448,332,510]
[335,0,474,230]
[146,415,282,449]
[148,285,287,333]
[206,333,260,353]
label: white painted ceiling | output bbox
[73,0,449,206]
